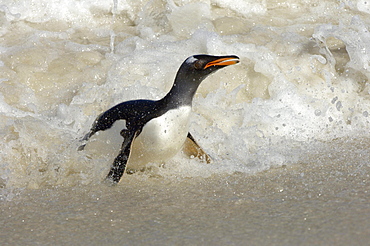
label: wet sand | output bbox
[2,139,369,246]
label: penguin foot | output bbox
[183,133,212,164]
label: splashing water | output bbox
[0,0,368,190]
[1,1,370,244]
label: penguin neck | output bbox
[161,74,203,107]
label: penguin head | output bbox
[168,54,239,105]
[182,54,240,81]
[174,54,239,89]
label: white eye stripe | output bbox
[185,56,198,64]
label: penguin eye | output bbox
[193,60,203,70]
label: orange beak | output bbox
[204,57,239,69]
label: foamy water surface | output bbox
[1,0,370,245]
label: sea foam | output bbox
[1,0,370,190]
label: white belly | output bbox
[127,106,192,171]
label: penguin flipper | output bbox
[78,105,130,151]
[183,132,212,163]
[106,130,139,184]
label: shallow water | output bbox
[2,139,370,245]
[1,0,370,245]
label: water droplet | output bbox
[336,101,342,111]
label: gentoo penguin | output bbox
[79,54,239,183]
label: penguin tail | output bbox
[77,143,86,151]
